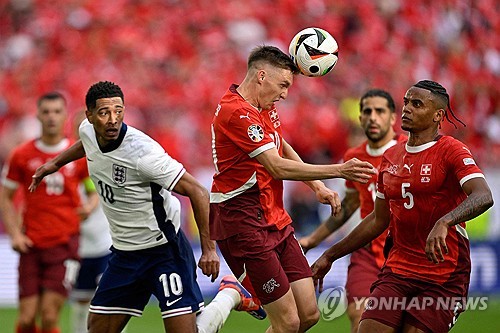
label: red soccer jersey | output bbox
[2,139,88,248]
[377,135,482,284]
[344,134,406,268]
[210,85,291,239]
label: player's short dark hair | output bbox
[413,80,465,128]
[359,89,395,113]
[248,45,300,75]
[85,81,124,110]
[37,91,66,107]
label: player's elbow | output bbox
[483,191,494,211]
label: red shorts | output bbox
[19,234,80,298]
[217,224,311,305]
[345,247,381,304]
[361,270,469,332]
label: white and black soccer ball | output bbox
[289,27,339,77]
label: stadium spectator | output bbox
[311,80,494,332]
[0,92,95,333]
[29,81,265,333]
[209,45,376,333]
[0,1,497,174]
[300,88,406,333]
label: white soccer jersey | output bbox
[79,119,185,251]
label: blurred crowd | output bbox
[0,0,498,174]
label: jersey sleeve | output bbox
[376,155,389,200]
[137,149,186,191]
[445,140,484,186]
[1,148,22,190]
[222,107,275,158]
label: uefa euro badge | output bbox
[112,164,127,185]
[247,124,264,142]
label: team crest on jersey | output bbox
[112,164,127,185]
[247,124,264,142]
[420,164,432,175]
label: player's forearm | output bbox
[322,212,383,262]
[0,196,22,239]
[52,140,86,167]
[189,190,216,252]
[442,190,493,227]
[265,159,345,181]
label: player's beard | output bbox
[365,126,389,143]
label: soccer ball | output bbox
[288,27,339,77]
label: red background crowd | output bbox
[0,0,498,178]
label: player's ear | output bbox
[433,108,444,124]
[389,110,396,126]
[85,109,93,124]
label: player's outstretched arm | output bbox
[425,177,493,264]
[172,172,220,282]
[255,147,376,183]
[311,197,390,292]
[282,139,342,215]
[29,140,86,192]
[300,190,360,252]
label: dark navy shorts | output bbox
[89,230,204,318]
[71,253,111,301]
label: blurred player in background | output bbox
[311,80,494,332]
[210,45,377,333]
[69,111,114,333]
[300,89,405,332]
[30,81,265,333]
[0,92,96,333]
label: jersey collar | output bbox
[35,138,70,153]
[366,139,398,157]
[99,123,128,153]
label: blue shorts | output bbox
[71,253,111,301]
[89,230,204,318]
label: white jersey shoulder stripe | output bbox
[459,173,484,187]
[249,142,275,158]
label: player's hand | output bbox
[425,220,449,264]
[311,254,333,293]
[11,234,33,253]
[340,158,377,184]
[28,161,59,192]
[314,186,341,216]
[198,244,220,282]
[298,237,312,254]
[77,205,92,221]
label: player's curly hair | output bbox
[85,81,124,110]
[360,89,395,113]
[413,80,465,128]
[248,45,300,75]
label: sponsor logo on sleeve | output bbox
[463,158,476,165]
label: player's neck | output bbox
[39,133,64,146]
[236,83,260,111]
[368,131,396,149]
[407,128,439,146]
